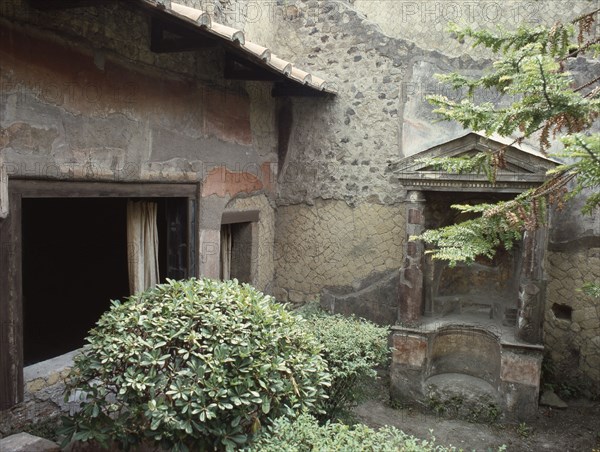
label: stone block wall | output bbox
[273,199,405,306]
[544,249,600,392]
[0,351,77,436]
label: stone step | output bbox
[0,432,60,452]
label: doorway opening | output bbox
[22,198,128,365]
[21,197,190,366]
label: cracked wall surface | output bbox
[544,249,600,391]
[0,0,277,187]
[273,199,405,303]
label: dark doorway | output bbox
[21,196,191,366]
[220,221,253,284]
[156,198,189,282]
[21,198,129,365]
[230,222,253,284]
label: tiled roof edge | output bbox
[140,0,336,94]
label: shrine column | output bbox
[399,190,426,323]
[517,226,548,343]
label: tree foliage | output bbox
[416,10,600,270]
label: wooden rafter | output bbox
[29,0,115,9]
[150,17,217,53]
[272,82,332,98]
[224,52,281,82]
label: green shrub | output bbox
[249,413,462,452]
[61,278,330,451]
[296,303,390,419]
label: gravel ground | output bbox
[355,397,600,451]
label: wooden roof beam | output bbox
[272,82,332,98]
[150,17,217,53]
[224,52,281,82]
[29,0,115,10]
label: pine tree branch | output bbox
[574,74,600,92]
[581,140,600,166]
[583,85,600,98]
[559,36,600,61]
[537,58,553,108]
[571,8,600,24]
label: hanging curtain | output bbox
[127,200,160,295]
[220,224,232,280]
[0,155,8,219]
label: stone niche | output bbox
[390,132,558,421]
[423,191,522,326]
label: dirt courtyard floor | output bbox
[355,398,600,451]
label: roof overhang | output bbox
[29,0,337,97]
[391,132,560,193]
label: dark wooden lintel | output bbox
[224,54,280,81]
[221,210,260,225]
[11,180,199,198]
[272,82,330,98]
[150,17,217,53]
[29,0,114,9]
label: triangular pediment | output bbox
[392,132,559,193]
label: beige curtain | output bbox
[127,201,160,295]
[220,224,232,280]
[0,155,8,219]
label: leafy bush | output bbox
[61,278,330,451]
[249,413,464,452]
[296,303,389,419]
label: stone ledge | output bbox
[0,432,60,452]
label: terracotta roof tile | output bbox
[139,0,335,94]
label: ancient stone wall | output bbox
[224,0,599,384]
[544,194,600,394]
[545,249,600,390]
[224,194,276,293]
[0,0,277,194]
[0,351,76,436]
[274,199,405,306]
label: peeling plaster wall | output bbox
[0,0,277,194]
[0,0,280,427]
[0,0,280,311]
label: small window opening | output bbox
[220,222,253,284]
[551,303,573,321]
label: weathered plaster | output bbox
[544,249,600,388]
[0,4,276,189]
[225,194,276,293]
[228,0,599,391]
[0,351,77,436]
[273,199,405,302]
